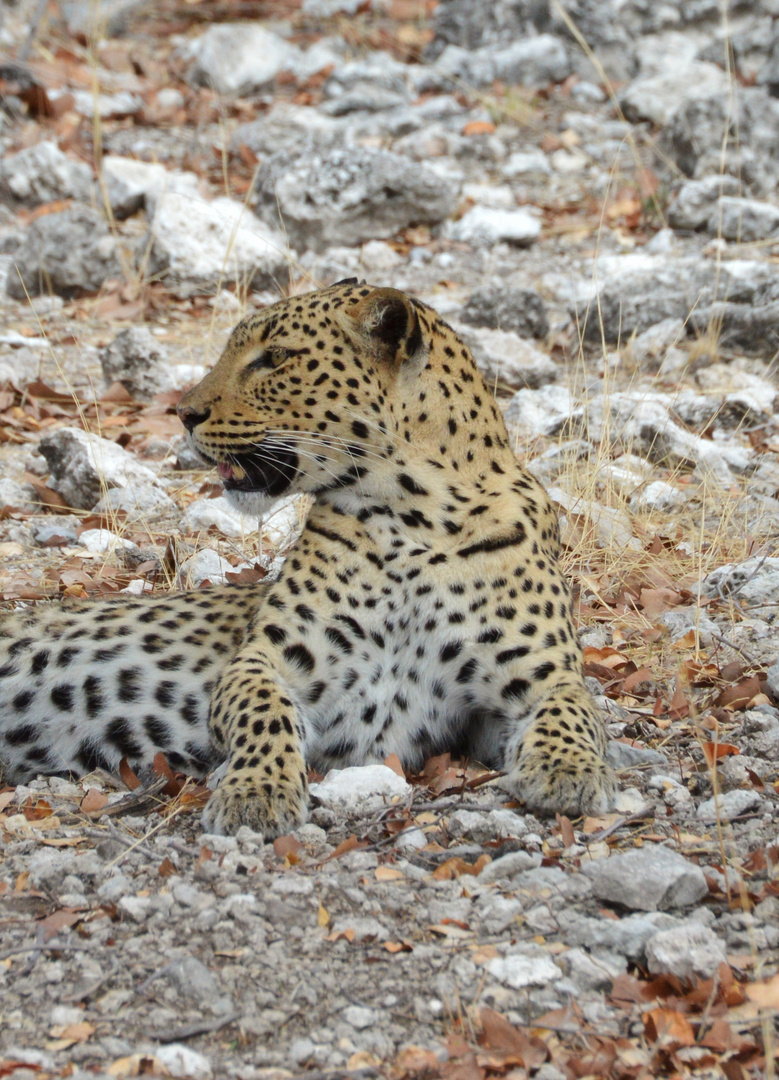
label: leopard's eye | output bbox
[246,348,293,373]
[246,351,275,372]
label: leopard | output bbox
[0,280,617,835]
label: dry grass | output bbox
[2,2,777,1070]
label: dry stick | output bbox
[287,1070,381,1080]
[83,825,157,860]
[135,960,177,997]
[708,631,758,667]
[104,804,189,871]
[0,941,92,962]
[156,1013,238,1044]
[167,838,201,858]
[586,810,655,844]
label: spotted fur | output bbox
[0,282,616,834]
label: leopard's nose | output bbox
[177,404,211,433]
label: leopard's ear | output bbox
[346,288,423,364]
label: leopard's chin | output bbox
[222,486,286,518]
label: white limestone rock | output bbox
[645,923,727,979]
[185,24,298,96]
[182,496,260,539]
[148,193,291,296]
[38,427,163,511]
[101,156,198,220]
[0,141,93,206]
[310,765,411,816]
[453,323,557,390]
[448,206,541,247]
[488,946,563,989]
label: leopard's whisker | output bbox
[263,429,390,466]
[244,444,349,492]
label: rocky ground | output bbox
[1,0,779,1077]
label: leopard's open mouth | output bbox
[217,448,299,498]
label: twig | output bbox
[708,632,757,667]
[167,838,201,858]
[135,960,176,997]
[586,811,655,844]
[287,1070,381,1080]
[81,774,168,820]
[83,825,157,860]
[411,796,505,814]
[0,938,90,963]
[105,804,188,871]
[156,1013,238,1043]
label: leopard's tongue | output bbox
[218,463,246,481]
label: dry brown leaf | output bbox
[383,940,413,954]
[393,1045,440,1077]
[347,1051,382,1070]
[39,908,82,942]
[701,742,740,765]
[119,758,141,791]
[225,565,268,584]
[325,928,355,943]
[80,788,109,814]
[472,945,500,965]
[22,798,53,821]
[322,834,367,862]
[479,1007,549,1068]
[642,1007,695,1048]
[273,834,303,861]
[429,922,471,938]
[0,1062,43,1077]
[384,753,405,777]
[24,478,71,511]
[556,814,575,848]
[699,1016,755,1053]
[582,645,630,668]
[639,587,683,616]
[622,666,654,693]
[48,1021,94,1044]
[107,1055,158,1077]
[431,854,490,879]
[669,682,690,720]
[375,866,404,881]
[716,675,762,710]
[463,120,496,136]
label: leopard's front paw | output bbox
[202,768,308,837]
[503,743,617,817]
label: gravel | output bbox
[1,0,778,1074]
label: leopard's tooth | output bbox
[230,464,246,481]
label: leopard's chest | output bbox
[269,564,482,769]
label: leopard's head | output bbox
[178,281,425,515]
